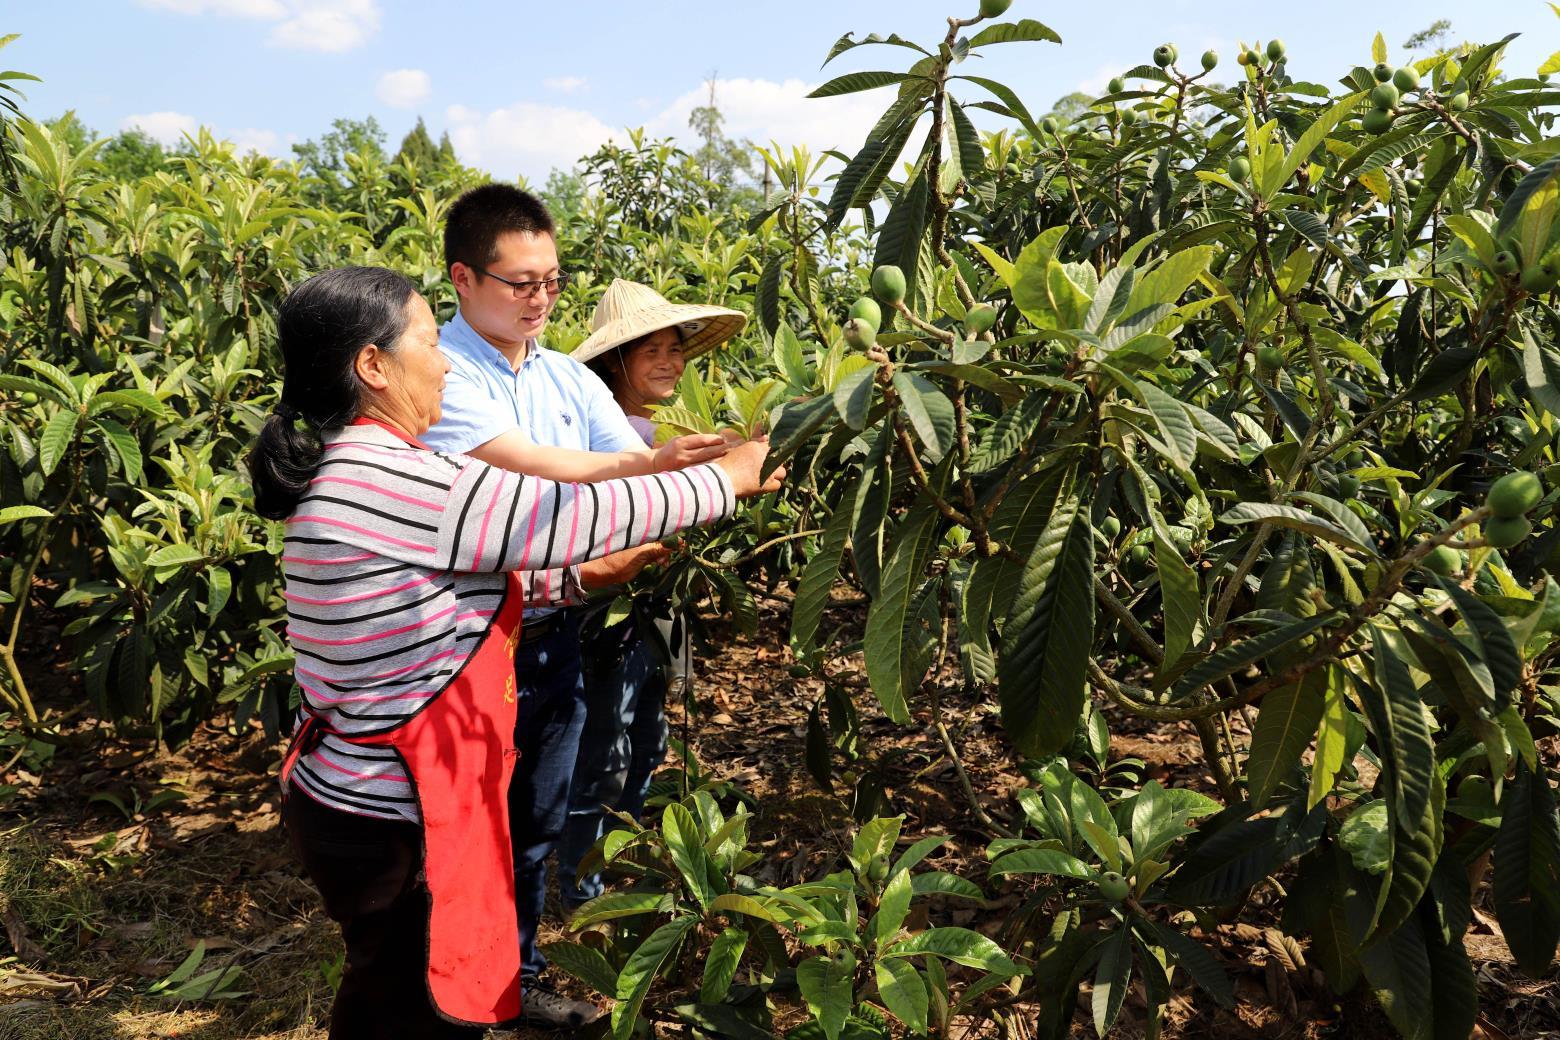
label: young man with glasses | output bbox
[422,184,727,1029]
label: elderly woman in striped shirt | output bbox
[246,266,778,1039]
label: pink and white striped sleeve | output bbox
[435,458,736,576]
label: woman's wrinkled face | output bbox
[375,294,449,434]
[620,327,685,405]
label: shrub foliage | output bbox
[4,11,1560,1039]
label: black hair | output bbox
[585,356,616,392]
[586,338,638,398]
[443,183,556,278]
[247,266,419,520]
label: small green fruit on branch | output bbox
[871,264,906,305]
[1520,257,1559,294]
[978,0,1012,18]
[1421,544,1461,576]
[1488,471,1543,518]
[849,296,882,329]
[1479,472,1542,549]
[963,303,997,336]
[1485,516,1532,549]
[864,853,889,883]
[843,318,877,349]
[1096,871,1130,902]
[1362,109,1394,134]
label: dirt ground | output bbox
[1,599,1557,1040]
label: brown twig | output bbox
[693,529,823,570]
[1092,505,1491,722]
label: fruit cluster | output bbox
[845,264,999,349]
[1362,62,1472,135]
[1491,243,1559,295]
[1482,471,1545,549]
[842,266,902,349]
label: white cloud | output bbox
[267,0,379,51]
[136,0,381,52]
[270,0,380,52]
[443,76,906,181]
[229,127,281,154]
[120,112,280,155]
[377,68,431,109]
[137,0,286,16]
[645,77,885,159]
[121,111,198,145]
[444,102,619,182]
[543,76,587,94]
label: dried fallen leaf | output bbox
[2,906,44,963]
[64,825,148,857]
[0,970,84,1000]
[1264,927,1306,973]
[1264,958,1298,1019]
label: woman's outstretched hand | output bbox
[715,436,785,499]
[654,433,730,472]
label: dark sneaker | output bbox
[521,982,603,1029]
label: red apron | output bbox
[283,419,528,1027]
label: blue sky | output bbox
[8,1,1556,182]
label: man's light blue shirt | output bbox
[426,309,645,619]
[423,308,643,457]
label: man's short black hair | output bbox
[443,184,556,275]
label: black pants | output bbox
[283,789,485,1040]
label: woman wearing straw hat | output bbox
[557,278,746,909]
[572,278,746,444]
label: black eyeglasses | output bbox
[473,268,571,300]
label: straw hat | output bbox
[571,279,747,365]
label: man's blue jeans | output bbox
[509,610,587,982]
[558,619,671,909]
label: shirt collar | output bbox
[349,416,430,449]
[323,419,429,451]
[443,309,541,374]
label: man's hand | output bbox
[580,542,671,589]
[653,433,729,473]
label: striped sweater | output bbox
[282,420,734,822]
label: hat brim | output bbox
[570,303,748,365]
